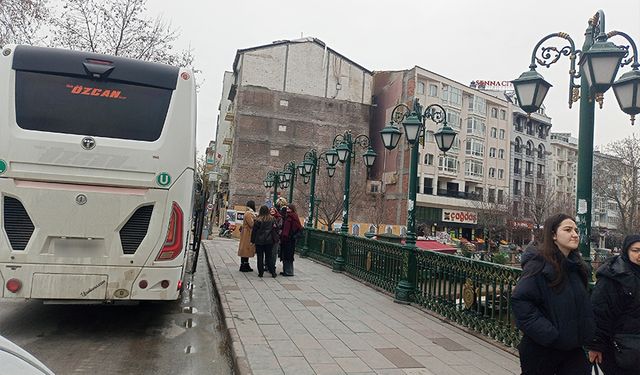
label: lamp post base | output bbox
[332,256,345,272]
[394,280,414,304]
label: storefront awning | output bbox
[415,240,457,255]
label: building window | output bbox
[500,109,506,120]
[424,153,434,165]
[499,129,505,139]
[488,188,496,203]
[525,182,532,197]
[498,168,504,179]
[423,177,433,194]
[417,81,425,95]
[468,95,487,115]
[498,189,504,204]
[491,107,498,118]
[442,85,462,107]
[465,160,484,177]
[489,167,496,178]
[498,149,505,159]
[515,118,524,132]
[514,180,521,195]
[428,84,438,97]
[438,155,459,173]
[465,139,485,157]
[446,110,461,129]
[466,117,486,136]
[490,127,497,138]
[489,147,496,158]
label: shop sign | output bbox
[509,220,534,229]
[442,210,477,224]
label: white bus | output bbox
[0,45,196,302]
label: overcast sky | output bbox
[146,0,640,154]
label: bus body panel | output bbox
[0,45,196,302]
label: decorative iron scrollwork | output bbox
[462,279,478,309]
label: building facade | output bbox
[221,38,375,222]
[372,67,512,240]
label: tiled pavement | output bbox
[203,239,521,375]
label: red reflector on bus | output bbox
[160,280,170,289]
[6,278,22,293]
[177,280,182,291]
[156,202,184,261]
[139,280,148,289]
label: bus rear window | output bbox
[15,71,173,141]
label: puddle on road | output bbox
[184,345,196,354]
[182,306,198,314]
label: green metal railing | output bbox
[414,250,522,347]
[298,228,523,347]
[343,235,404,292]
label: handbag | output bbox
[613,333,640,369]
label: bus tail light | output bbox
[156,202,184,261]
[6,278,22,293]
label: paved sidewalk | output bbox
[203,238,521,375]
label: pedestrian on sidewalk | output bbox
[269,204,284,275]
[237,200,256,272]
[280,204,302,276]
[251,205,277,278]
[587,234,640,374]
[511,213,595,374]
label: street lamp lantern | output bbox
[580,38,626,95]
[362,147,377,168]
[325,148,338,167]
[280,179,289,189]
[327,165,336,177]
[303,174,310,184]
[297,164,306,176]
[303,159,314,174]
[434,125,457,153]
[282,169,293,182]
[511,69,553,114]
[402,113,424,144]
[336,142,350,163]
[613,69,640,124]
[380,122,402,150]
[263,177,274,188]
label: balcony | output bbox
[223,137,233,145]
[436,189,482,201]
[537,172,545,179]
[513,167,521,175]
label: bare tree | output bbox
[593,136,640,236]
[0,0,49,46]
[367,190,386,234]
[50,0,196,70]
[522,184,574,239]
[472,193,511,250]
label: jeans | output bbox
[255,244,275,275]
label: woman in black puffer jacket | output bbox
[511,213,595,374]
[587,234,640,374]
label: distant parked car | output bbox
[0,335,54,374]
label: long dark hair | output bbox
[541,213,589,288]
[257,205,271,221]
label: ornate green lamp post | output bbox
[263,171,281,205]
[325,131,376,271]
[511,10,640,277]
[380,98,457,303]
[282,161,297,204]
[298,149,336,257]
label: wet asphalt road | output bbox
[0,250,234,375]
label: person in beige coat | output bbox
[238,200,256,272]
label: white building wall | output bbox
[214,71,235,169]
[237,39,372,105]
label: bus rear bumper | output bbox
[0,264,183,301]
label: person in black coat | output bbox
[251,205,277,278]
[587,234,640,374]
[511,213,595,375]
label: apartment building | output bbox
[372,67,511,240]
[549,132,578,209]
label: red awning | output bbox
[415,240,457,254]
